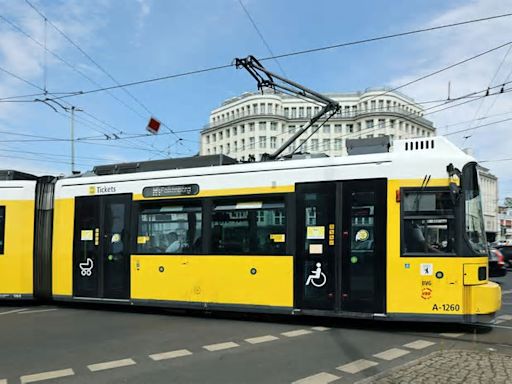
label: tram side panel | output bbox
[386,178,498,321]
[0,181,36,299]
[51,197,75,297]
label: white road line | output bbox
[282,329,313,337]
[336,359,378,374]
[490,324,512,330]
[497,314,512,321]
[311,326,330,332]
[149,349,192,361]
[292,372,340,384]
[440,333,464,338]
[403,340,436,350]
[373,348,410,361]
[502,289,512,295]
[0,308,28,316]
[495,319,506,324]
[87,358,136,372]
[18,309,57,315]
[20,368,74,383]
[203,342,239,352]
[245,335,279,344]
[0,379,6,384]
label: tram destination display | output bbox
[143,184,199,198]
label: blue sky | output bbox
[0,0,511,201]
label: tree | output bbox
[505,197,512,208]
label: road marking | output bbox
[336,359,378,374]
[18,309,57,315]
[0,308,28,315]
[203,341,239,351]
[20,368,74,383]
[149,349,192,361]
[490,324,512,330]
[403,340,436,350]
[373,348,410,361]
[440,333,464,338]
[245,335,279,344]
[87,358,136,372]
[0,379,6,384]
[502,290,512,295]
[311,326,330,332]
[497,314,512,321]
[495,319,506,324]
[292,372,340,384]
[282,329,313,337]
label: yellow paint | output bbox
[131,255,293,307]
[52,198,74,296]
[463,263,487,285]
[137,236,150,244]
[464,282,501,314]
[0,200,34,295]
[387,178,500,316]
[133,185,294,201]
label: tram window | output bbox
[0,206,4,254]
[211,199,286,255]
[137,204,202,254]
[402,190,456,255]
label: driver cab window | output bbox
[402,190,455,255]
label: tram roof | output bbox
[58,136,473,186]
[0,170,38,181]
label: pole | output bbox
[71,106,75,174]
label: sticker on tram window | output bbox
[307,226,325,240]
[142,184,199,198]
[137,236,150,244]
[355,229,369,242]
[309,244,323,254]
[269,234,285,243]
[80,230,94,241]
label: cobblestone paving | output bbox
[357,349,512,384]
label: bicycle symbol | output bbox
[305,262,327,288]
[79,258,94,277]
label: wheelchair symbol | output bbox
[305,262,327,288]
[79,258,94,277]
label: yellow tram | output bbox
[0,136,501,323]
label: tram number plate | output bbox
[432,304,460,311]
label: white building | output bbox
[478,165,499,242]
[200,88,436,161]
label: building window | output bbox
[249,122,255,132]
[259,136,267,148]
[365,120,374,130]
[226,143,230,153]
[288,125,296,134]
[253,104,258,114]
[323,124,330,134]
[212,133,216,142]
[370,100,376,110]
[378,119,385,129]
[249,137,255,149]
[206,135,210,144]
[284,107,289,117]
[219,132,223,140]
[291,107,297,118]
[213,147,217,154]
[323,139,330,151]
[334,139,342,150]
[270,122,277,131]
[241,138,245,149]
[347,124,353,133]
[211,199,286,255]
[378,100,384,110]
[270,136,277,149]
[334,124,342,133]
[259,121,266,131]
[233,141,237,151]
[219,145,223,153]
[306,107,312,117]
[240,124,245,134]
[299,107,304,117]
[311,139,319,151]
[137,204,202,254]
[226,129,230,138]
[232,127,237,136]
[260,103,266,114]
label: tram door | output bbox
[296,180,386,314]
[73,194,131,300]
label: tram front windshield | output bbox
[462,163,487,255]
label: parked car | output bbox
[495,245,512,268]
[489,248,507,277]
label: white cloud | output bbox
[388,0,512,201]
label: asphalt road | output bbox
[0,275,511,384]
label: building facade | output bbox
[498,206,512,242]
[200,88,436,161]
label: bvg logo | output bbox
[88,186,96,195]
[88,186,117,195]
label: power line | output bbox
[237,0,287,77]
[40,12,512,100]
[444,116,512,136]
